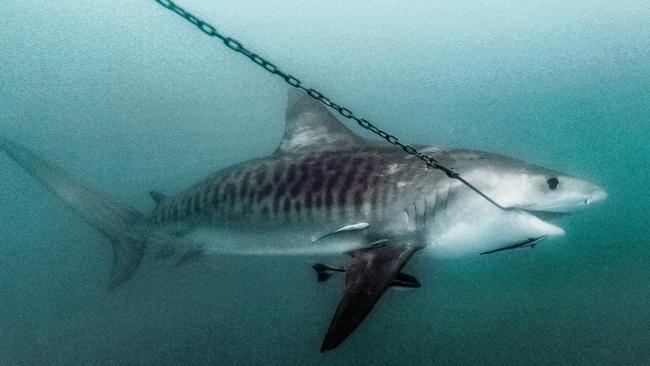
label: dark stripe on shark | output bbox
[211,180,222,212]
[202,178,215,210]
[324,175,336,211]
[154,153,396,223]
[309,164,324,215]
[257,183,273,204]
[337,164,356,208]
[286,164,297,184]
[273,183,287,216]
[255,166,267,185]
[351,159,369,216]
[325,157,350,215]
[170,202,178,220]
[193,192,201,216]
[283,197,292,214]
[291,161,310,197]
[225,183,236,210]
[369,175,382,218]
[273,161,284,183]
[240,171,251,200]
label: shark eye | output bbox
[547,177,559,190]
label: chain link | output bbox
[153,0,508,211]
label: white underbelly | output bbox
[423,203,565,258]
[158,222,374,257]
[147,198,564,261]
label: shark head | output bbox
[426,148,607,257]
[453,150,607,214]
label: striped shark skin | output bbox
[0,90,606,352]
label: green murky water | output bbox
[1,1,648,365]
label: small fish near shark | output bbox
[0,90,607,352]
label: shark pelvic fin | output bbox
[275,89,366,154]
[312,263,421,288]
[0,136,146,289]
[175,248,206,267]
[311,222,370,252]
[312,263,345,282]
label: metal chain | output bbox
[153,0,508,211]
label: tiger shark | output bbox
[0,90,606,352]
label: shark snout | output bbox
[586,188,607,205]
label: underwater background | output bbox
[1,1,648,365]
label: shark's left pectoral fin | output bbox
[321,241,422,352]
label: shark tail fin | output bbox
[0,136,145,289]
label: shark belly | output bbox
[146,205,413,261]
[422,190,565,258]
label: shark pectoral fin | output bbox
[320,241,422,352]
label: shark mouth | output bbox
[520,208,570,222]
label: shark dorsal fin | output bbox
[275,89,364,154]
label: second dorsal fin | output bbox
[274,89,365,154]
[149,191,168,205]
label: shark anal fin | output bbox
[175,248,206,267]
[312,222,369,245]
[320,241,421,352]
